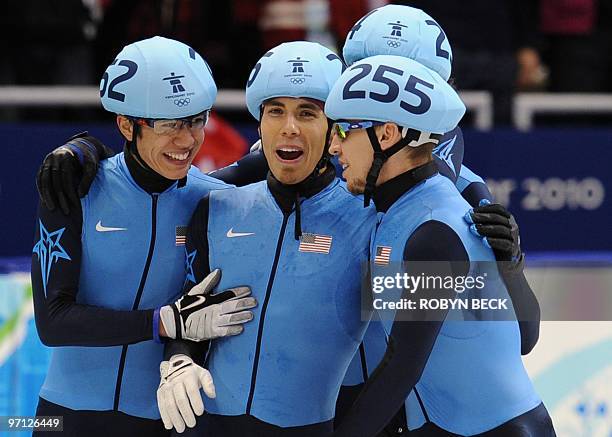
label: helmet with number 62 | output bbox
[100,36,217,119]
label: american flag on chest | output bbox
[175,226,187,246]
[298,233,332,254]
[374,245,392,265]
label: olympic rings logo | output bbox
[290,77,306,85]
[387,40,401,48]
[174,98,191,107]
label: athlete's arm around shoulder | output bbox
[206,148,269,187]
[456,164,494,207]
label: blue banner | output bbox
[462,128,612,252]
[1,124,610,255]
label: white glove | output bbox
[249,139,262,153]
[157,354,215,433]
[160,269,257,341]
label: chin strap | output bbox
[293,117,334,239]
[294,191,302,240]
[363,126,442,207]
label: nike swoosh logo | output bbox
[181,295,208,312]
[96,221,127,232]
[226,228,255,238]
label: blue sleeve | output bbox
[207,149,269,186]
[31,202,155,347]
[333,221,469,437]
[456,165,494,207]
[500,259,541,355]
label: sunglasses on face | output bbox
[132,110,211,135]
[332,120,385,140]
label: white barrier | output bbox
[5,87,612,131]
[0,86,494,131]
[513,93,612,131]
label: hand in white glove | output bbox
[160,269,257,341]
[157,354,215,433]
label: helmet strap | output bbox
[363,126,415,207]
[257,115,333,182]
[310,118,334,177]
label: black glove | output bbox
[465,200,522,267]
[36,132,115,215]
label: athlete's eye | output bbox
[267,107,283,115]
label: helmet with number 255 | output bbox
[326,55,464,134]
[100,36,217,119]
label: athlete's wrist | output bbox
[159,316,168,338]
[159,305,180,338]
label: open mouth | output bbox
[276,148,304,162]
[164,151,190,162]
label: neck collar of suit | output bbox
[266,164,336,240]
[123,140,187,194]
[373,161,438,213]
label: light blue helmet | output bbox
[325,55,465,206]
[100,36,217,119]
[325,55,465,135]
[245,41,346,120]
[343,5,452,81]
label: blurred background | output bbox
[0,0,611,435]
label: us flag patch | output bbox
[374,246,392,265]
[298,233,332,254]
[175,226,187,246]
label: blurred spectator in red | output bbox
[328,0,388,47]
[239,0,387,53]
[193,112,249,173]
[541,0,612,92]
[396,0,545,124]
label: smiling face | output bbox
[117,115,205,180]
[260,97,329,185]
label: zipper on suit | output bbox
[113,194,159,410]
[246,212,290,414]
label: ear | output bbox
[377,123,402,151]
[116,115,134,141]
